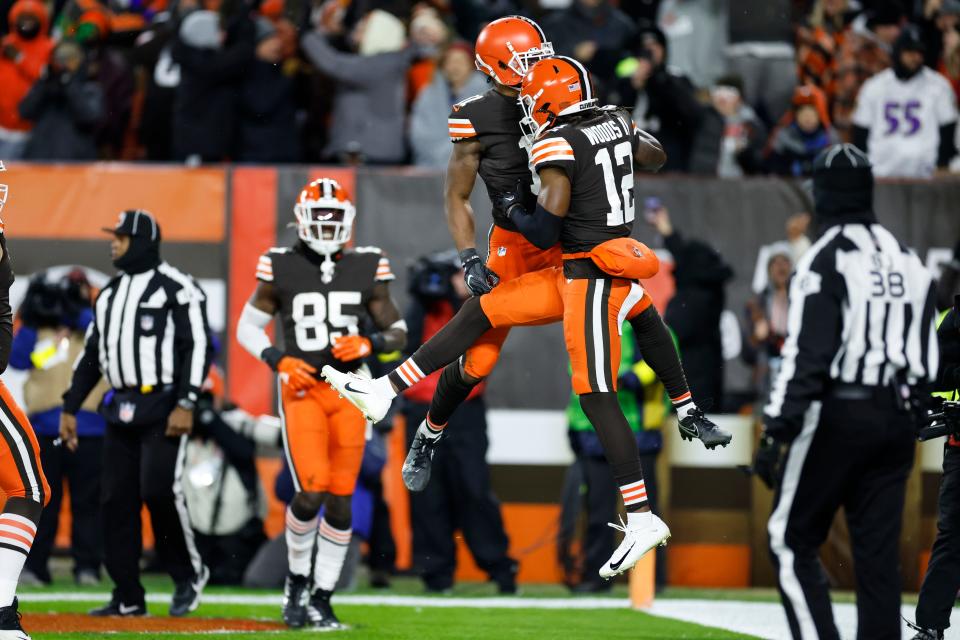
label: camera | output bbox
[917,399,960,442]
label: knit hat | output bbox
[813,144,874,218]
[179,10,221,49]
[254,16,276,43]
[358,9,405,55]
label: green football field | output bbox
[16,574,767,639]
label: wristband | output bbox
[459,248,481,267]
[369,332,386,354]
[261,347,284,371]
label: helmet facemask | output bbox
[519,88,552,139]
[293,201,355,256]
[505,40,554,84]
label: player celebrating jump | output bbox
[326,58,710,577]
[236,178,406,629]
[0,219,50,640]
[377,16,729,495]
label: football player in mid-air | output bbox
[349,15,729,497]
[326,58,709,577]
[236,178,406,630]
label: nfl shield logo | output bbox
[119,402,136,424]
[498,246,507,257]
[141,315,154,332]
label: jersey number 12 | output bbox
[595,141,635,226]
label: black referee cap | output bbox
[102,209,161,242]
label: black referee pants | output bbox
[768,395,914,640]
[403,399,514,590]
[916,445,960,631]
[102,419,201,603]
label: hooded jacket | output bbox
[0,0,54,132]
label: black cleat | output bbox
[679,408,733,449]
[906,619,944,640]
[0,597,31,639]
[402,421,444,492]
[307,589,344,630]
[281,573,310,629]
[88,596,146,617]
[169,564,209,617]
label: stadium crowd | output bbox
[0,0,957,174]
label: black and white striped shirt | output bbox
[765,218,939,431]
[63,262,211,414]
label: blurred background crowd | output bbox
[0,0,958,175]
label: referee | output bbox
[60,210,212,617]
[754,144,939,640]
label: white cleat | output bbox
[321,366,392,423]
[599,513,671,580]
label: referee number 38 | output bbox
[292,291,360,351]
[870,270,905,298]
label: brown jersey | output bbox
[531,107,646,278]
[448,90,537,230]
[257,243,395,373]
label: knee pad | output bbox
[291,491,326,519]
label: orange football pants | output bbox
[279,381,366,496]
[0,381,50,506]
[480,269,652,395]
[461,226,562,379]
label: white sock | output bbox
[0,513,37,607]
[314,518,352,592]
[672,392,696,420]
[285,508,318,577]
[626,510,653,529]
[420,416,445,440]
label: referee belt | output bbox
[827,382,890,401]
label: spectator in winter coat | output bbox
[767,84,840,176]
[651,205,733,407]
[409,41,487,168]
[656,0,728,90]
[0,0,53,159]
[69,6,135,159]
[172,8,255,162]
[613,23,703,172]
[301,8,418,164]
[689,75,767,177]
[237,17,299,163]
[796,0,858,113]
[542,0,636,91]
[19,40,104,160]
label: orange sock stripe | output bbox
[0,516,37,536]
[0,530,34,548]
[671,392,692,404]
[426,415,447,431]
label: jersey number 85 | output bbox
[292,291,360,351]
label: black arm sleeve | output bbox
[62,321,104,414]
[509,203,563,251]
[937,122,957,168]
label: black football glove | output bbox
[494,181,529,222]
[459,248,500,296]
[753,432,786,490]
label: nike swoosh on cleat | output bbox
[118,604,141,615]
[608,541,637,571]
[679,424,699,437]
[344,382,368,394]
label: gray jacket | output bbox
[409,70,488,168]
[301,31,416,164]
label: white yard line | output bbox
[19,593,960,639]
